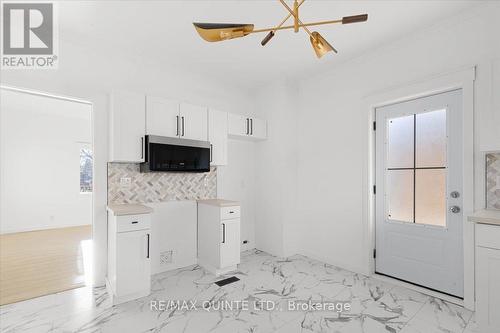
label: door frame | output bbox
[361,66,476,310]
[0,84,96,284]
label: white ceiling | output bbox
[59,0,483,90]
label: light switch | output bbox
[120,177,131,187]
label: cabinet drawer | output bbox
[221,206,240,220]
[116,214,151,233]
[476,223,500,249]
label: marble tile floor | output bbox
[0,250,477,333]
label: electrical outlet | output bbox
[160,250,173,265]
[120,177,131,187]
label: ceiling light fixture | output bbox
[193,0,368,59]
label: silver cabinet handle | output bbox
[222,223,226,243]
[176,115,179,136]
[181,116,185,136]
[245,118,249,135]
[146,233,150,258]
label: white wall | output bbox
[0,36,256,284]
[253,80,299,257]
[0,89,92,234]
[217,139,256,251]
[287,3,500,274]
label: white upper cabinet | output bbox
[228,113,267,140]
[180,103,208,141]
[110,91,265,164]
[208,109,228,166]
[251,117,267,140]
[109,90,146,162]
[145,98,207,141]
[228,113,248,137]
[146,96,179,137]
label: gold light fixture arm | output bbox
[274,0,305,33]
[252,18,343,34]
[293,0,299,33]
[278,0,316,41]
[261,0,305,45]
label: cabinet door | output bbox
[476,246,500,333]
[115,230,151,296]
[250,117,267,139]
[228,113,248,137]
[110,91,146,162]
[220,218,240,268]
[146,96,179,138]
[179,103,207,141]
[208,109,228,166]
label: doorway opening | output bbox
[0,87,93,305]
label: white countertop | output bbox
[197,199,240,207]
[468,209,500,226]
[107,204,154,216]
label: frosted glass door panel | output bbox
[387,170,414,223]
[416,110,447,168]
[415,169,446,226]
[387,115,414,168]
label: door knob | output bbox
[450,206,461,213]
[450,191,460,198]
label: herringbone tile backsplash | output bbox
[107,163,217,204]
[486,153,500,210]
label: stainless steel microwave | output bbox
[140,135,210,172]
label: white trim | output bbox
[0,85,92,105]
[362,66,476,310]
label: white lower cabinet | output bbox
[107,211,151,305]
[220,218,240,268]
[475,223,500,333]
[197,200,240,276]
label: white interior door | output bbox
[375,89,464,297]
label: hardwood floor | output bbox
[0,225,92,305]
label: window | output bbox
[386,109,447,226]
[80,147,93,193]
